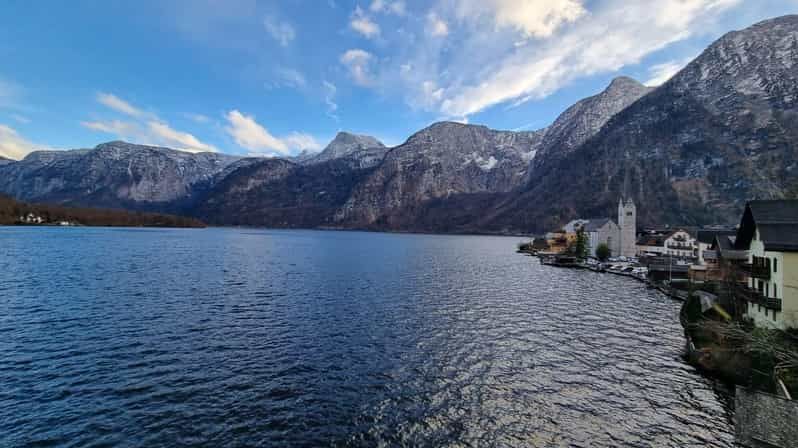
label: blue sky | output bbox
[0,0,796,159]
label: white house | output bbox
[19,213,44,224]
[636,229,697,259]
[734,200,798,330]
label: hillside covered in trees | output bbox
[0,194,205,228]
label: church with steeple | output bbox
[618,197,637,258]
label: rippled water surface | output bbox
[0,227,736,447]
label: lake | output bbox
[0,227,736,447]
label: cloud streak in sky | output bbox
[86,93,218,153]
[0,124,50,160]
[356,0,740,118]
[224,109,322,156]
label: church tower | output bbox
[618,198,637,258]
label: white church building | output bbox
[562,197,636,259]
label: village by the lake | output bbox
[519,197,798,447]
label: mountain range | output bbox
[2,15,797,234]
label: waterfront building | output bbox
[697,229,737,265]
[618,198,637,258]
[733,200,798,330]
[690,229,737,283]
[583,218,621,258]
[636,229,697,259]
[562,219,590,234]
[544,230,574,254]
[548,197,634,259]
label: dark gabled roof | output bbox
[697,229,736,245]
[735,200,798,252]
[584,218,614,232]
[748,200,798,223]
[713,234,736,251]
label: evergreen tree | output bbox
[596,243,611,261]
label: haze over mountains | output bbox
[2,15,797,233]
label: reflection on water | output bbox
[0,227,736,446]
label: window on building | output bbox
[773,311,777,322]
[774,258,778,273]
[766,283,769,298]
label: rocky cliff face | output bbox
[532,76,653,171]
[195,153,376,228]
[486,15,798,232]
[0,141,241,211]
[333,121,543,229]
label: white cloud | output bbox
[340,49,375,86]
[389,1,406,15]
[371,0,406,15]
[645,57,693,86]
[430,0,740,117]
[81,120,140,137]
[224,110,324,156]
[83,94,218,155]
[323,81,339,120]
[350,6,381,39]
[272,67,307,89]
[283,132,323,153]
[96,92,146,118]
[370,0,385,12]
[148,121,217,153]
[225,110,289,155]
[264,16,295,46]
[0,124,49,160]
[453,0,586,38]
[88,92,217,152]
[427,13,449,37]
[82,119,217,153]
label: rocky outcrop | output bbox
[532,76,653,171]
[303,132,386,165]
[333,121,543,229]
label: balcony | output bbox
[666,244,694,251]
[747,257,772,280]
[738,286,782,311]
[751,265,771,280]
